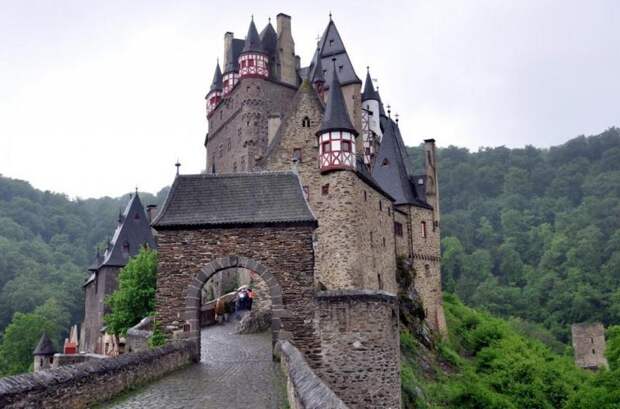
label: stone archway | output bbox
[182,256,284,355]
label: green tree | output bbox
[104,248,158,336]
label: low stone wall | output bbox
[276,340,349,409]
[0,340,196,409]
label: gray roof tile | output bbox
[372,117,431,208]
[98,193,157,268]
[33,333,56,356]
[152,172,316,228]
[209,61,223,92]
[317,61,357,136]
[362,69,380,102]
[242,18,264,54]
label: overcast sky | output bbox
[1,1,619,198]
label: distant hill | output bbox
[0,176,168,375]
[408,127,620,342]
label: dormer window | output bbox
[382,158,389,166]
[122,241,130,255]
[133,212,140,220]
[329,39,334,47]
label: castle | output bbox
[22,12,446,408]
[202,13,446,335]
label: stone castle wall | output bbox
[82,265,120,354]
[572,322,608,369]
[154,225,320,358]
[315,290,400,409]
[207,78,296,172]
[394,208,411,258]
[406,204,447,335]
[262,85,397,293]
[0,340,195,409]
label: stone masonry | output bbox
[154,225,321,360]
[572,322,609,370]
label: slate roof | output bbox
[317,61,358,136]
[259,21,277,59]
[152,172,317,228]
[209,61,223,92]
[224,39,245,73]
[312,46,325,84]
[242,18,264,54]
[372,117,431,208]
[88,193,157,269]
[362,69,380,102]
[307,19,361,86]
[33,333,56,356]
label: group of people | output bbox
[214,287,254,324]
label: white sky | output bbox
[1,0,619,198]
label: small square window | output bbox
[293,148,302,162]
[394,222,403,237]
[322,184,329,195]
[322,141,332,153]
[342,140,352,152]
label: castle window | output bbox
[329,39,334,47]
[394,222,403,236]
[382,237,386,247]
[218,145,223,158]
[382,158,389,166]
[388,207,391,216]
[379,200,382,211]
[233,162,238,172]
[292,148,302,162]
[592,349,596,355]
[302,116,311,127]
[302,186,309,201]
[339,65,343,72]
[227,138,231,151]
[341,140,352,152]
[133,212,140,220]
[377,274,383,290]
[322,141,332,153]
[248,59,254,67]
[241,156,246,171]
[370,231,373,246]
[322,184,329,195]
[364,191,367,201]
[425,264,431,277]
[421,221,427,238]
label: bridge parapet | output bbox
[276,340,349,409]
[0,340,196,409]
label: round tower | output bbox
[33,332,56,372]
[222,32,239,95]
[206,61,223,117]
[316,60,358,172]
[238,17,269,79]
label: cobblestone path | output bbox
[102,322,284,409]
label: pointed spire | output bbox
[242,17,263,53]
[210,60,223,91]
[33,333,56,356]
[312,46,325,84]
[175,160,181,175]
[362,67,380,102]
[317,59,358,136]
[259,20,277,57]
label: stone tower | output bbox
[33,333,56,372]
[572,322,609,370]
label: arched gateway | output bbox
[152,172,320,360]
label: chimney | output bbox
[223,32,234,71]
[147,204,158,223]
[276,13,296,86]
[423,138,440,228]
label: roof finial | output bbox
[387,104,391,118]
[251,14,254,21]
[395,113,399,123]
[329,11,332,21]
[135,186,138,194]
[268,17,271,23]
[175,159,181,176]
[367,66,370,73]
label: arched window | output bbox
[302,116,310,127]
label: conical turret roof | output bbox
[312,48,325,84]
[242,18,264,54]
[33,333,56,356]
[362,68,380,101]
[209,61,223,92]
[259,21,277,58]
[317,61,358,136]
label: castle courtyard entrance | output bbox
[101,266,287,409]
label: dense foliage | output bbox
[402,295,620,409]
[408,127,620,341]
[104,248,158,336]
[0,175,167,376]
